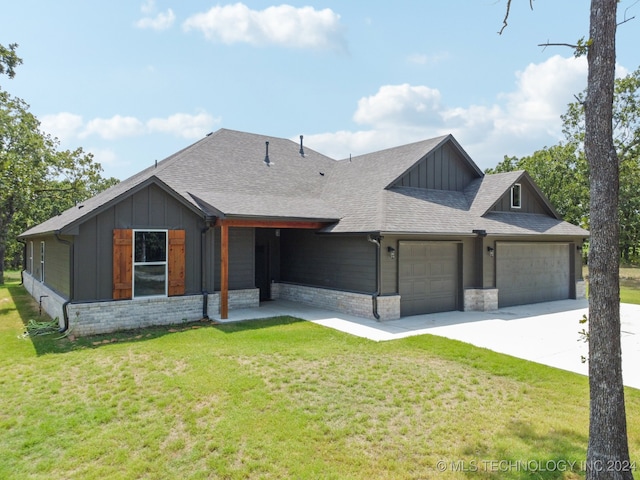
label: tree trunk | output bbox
[0,241,5,285]
[0,220,6,285]
[585,1,634,479]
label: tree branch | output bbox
[539,42,580,49]
[498,0,534,35]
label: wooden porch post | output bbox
[220,223,229,319]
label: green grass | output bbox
[582,265,640,304]
[1,271,639,479]
[620,266,640,304]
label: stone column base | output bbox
[464,288,498,311]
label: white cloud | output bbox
[82,115,146,140]
[147,112,220,138]
[182,3,346,51]
[353,84,443,128]
[89,148,119,167]
[307,55,592,169]
[140,0,155,15]
[40,112,84,142]
[135,0,175,30]
[39,111,219,142]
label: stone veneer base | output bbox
[271,282,401,321]
[21,272,259,337]
[464,288,499,312]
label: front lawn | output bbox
[1,272,639,479]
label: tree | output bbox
[0,44,118,284]
[0,90,52,284]
[583,2,633,478]
[0,43,22,79]
[564,68,640,262]
[500,2,634,479]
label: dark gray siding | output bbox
[74,184,206,301]
[28,235,71,297]
[381,235,475,295]
[281,230,375,293]
[393,143,478,191]
[47,235,72,297]
[213,227,255,290]
[491,181,548,214]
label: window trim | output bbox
[40,241,45,282]
[29,241,34,274]
[132,229,168,298]
[511,183,522,209]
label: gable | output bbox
[390,141,481,191]
[490,176,556,216]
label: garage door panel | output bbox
[497,243,570,308]
[399,242,459,316]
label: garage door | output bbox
[496,243,570,308]
[399,242,459,316]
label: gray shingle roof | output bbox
[20,128,588,239]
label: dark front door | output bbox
[255,244,270,301]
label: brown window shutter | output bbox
[168,230,186,296]
[113,229,133,299]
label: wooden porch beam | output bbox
[215,217,330,320]
[220,223,229,319]
[215,218,330,230]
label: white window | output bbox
[29,241,34,274]
[40,241,45,282]
[511,183,522,209]
[133,230,168,298]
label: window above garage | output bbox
[511,183,522,209]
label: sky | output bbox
[2,1,639,181]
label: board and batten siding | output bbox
[213,227,255,290]
[490,181,548,214]
[73,184,205,302]
[280,230,376,293]
[26,235,71,298]
[392,143,478,191]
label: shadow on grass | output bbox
[463,420,587,479]
[211,315,304,334]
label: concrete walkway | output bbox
[212,299,640,390]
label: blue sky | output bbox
[2,1,639,180]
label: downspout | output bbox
[201,218,214,319]
[54,232,74,334]
[17,238,27,285]
[367,234,382,321]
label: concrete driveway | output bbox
[214,298,640,390]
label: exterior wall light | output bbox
[487,246,495,257]
[387,246,396,259]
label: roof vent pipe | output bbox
[264,141,270,166]
[299,135,305,157]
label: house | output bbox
[19,128,588,336]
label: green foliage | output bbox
[574,37,592,57]
[0,43,22,80]
[0,43,119,277]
